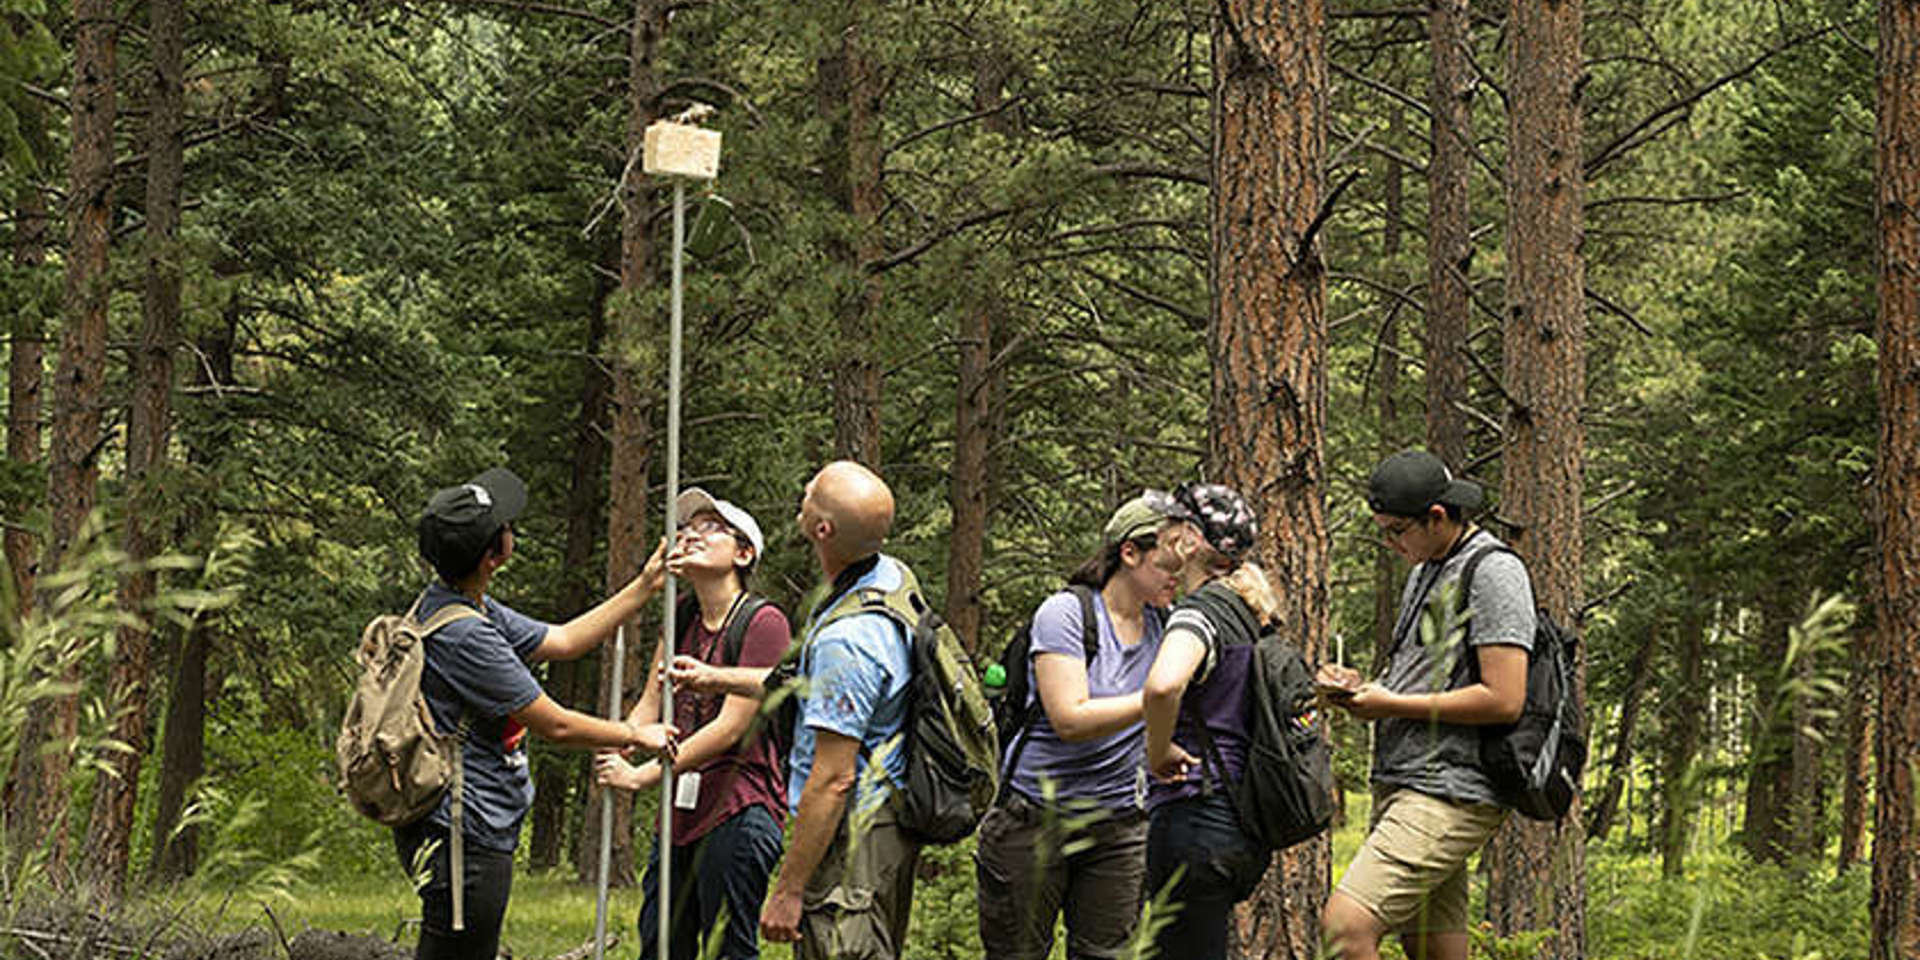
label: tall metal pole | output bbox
[657,177,687,960]
[592,624,626,960]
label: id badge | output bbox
[674,770,702,810]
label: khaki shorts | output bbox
[1334,787,1506,935]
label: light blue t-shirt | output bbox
[1006,589,1164,810]
[786,555,913,815]
[413,583,550,853]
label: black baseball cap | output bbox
[1366,450,1483,517]
[419,467,528,579]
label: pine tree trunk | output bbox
[532,273,613,872]
[822,15,884,466]
[6,183,47,615]
[1487,0,1585,954]
[1587,630,1656,842]
[86,0,184,898]
[1837,624,1875,874]
[1789,635,1827,860]
[944,50,1014,653]
[1871,0,1920,952]
[147,306,235,882]
[1744,594,1794,865]
[1657,600,1707,878]
[1424,0,1472,466]
[22,0,120,876]
[580,0,664,887]
[1208,1,1330,956]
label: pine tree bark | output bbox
[580,0,665,887]
[85,0,184,898]
[146,306,234,882]
[1586,630,1656,842]
[944,49,1014,653]
[1208,1,1330,956]
[1743,593,1794,865]
[1487,0,1585,954]
[1658,599,1708,878]
[533,272,613,871]
[1424,0,1472,466]
[1837,624,1875,873]
[1871,0,1920,953]
[19,0,119,875]
[6,183,47,615]
[822,13,884,467]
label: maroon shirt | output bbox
[669,602,791,846]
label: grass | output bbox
[164,790,1868,960]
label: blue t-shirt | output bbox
[414,583,550,853]
[786,555,913,815]
[1006,589,1165,810]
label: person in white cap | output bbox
[595,488,792,960]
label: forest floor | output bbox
[0,798,1872,960]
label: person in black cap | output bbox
[404,466,679,960]
[1138,482,1283,960]
[1319,450,1536,960]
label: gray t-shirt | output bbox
[1372,529,1535,806]
[414,583,550,852]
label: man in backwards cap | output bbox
[405,466,678,960]
[1319,451,1536,960]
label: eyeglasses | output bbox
[680,517,732,537]
[1380,516,1422,540]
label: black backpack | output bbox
[990,585,1100,773]
[1179,583,1337,851]
[1450,546,1587,821]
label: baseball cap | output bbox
[1366,449,1484,517]
[1103,492,1180,545]
[419,467,528,577]
[1147,483,1258,559]
[674,487,765,558]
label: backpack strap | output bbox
[1449,544,1522,687]
[721,594,772,667]
[997,585,1101,802]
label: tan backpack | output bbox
[336,596,481,826]
[336,594,487,930]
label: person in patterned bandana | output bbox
[1138,482,1285,960]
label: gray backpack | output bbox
[336,595,482,929]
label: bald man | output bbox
[755,461,924,960]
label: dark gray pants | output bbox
[974,791,1149,960]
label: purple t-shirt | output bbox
[1005,590,1166,810]
[1147,585,1254,810]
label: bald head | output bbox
[799,460,895,571]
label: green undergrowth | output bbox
[155,796,1866,960]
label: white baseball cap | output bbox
[673,487,765,558]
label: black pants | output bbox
[974,792,1148,960]
[638,804,785,960]
[395,820,517,960]
[1144,792,1270,960]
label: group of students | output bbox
[397,449,1537,960]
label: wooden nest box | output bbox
[643,121,721,180]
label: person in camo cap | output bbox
[974,491,1189,960]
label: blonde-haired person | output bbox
[974,493,1187,960]
[1140,483,1282,960]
